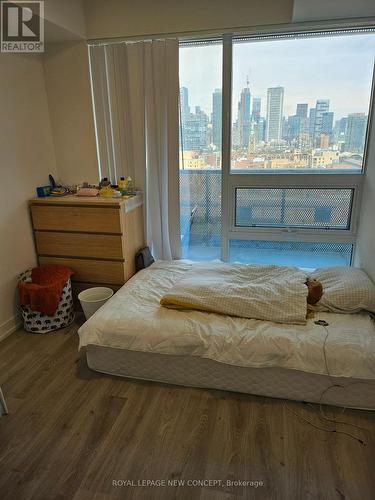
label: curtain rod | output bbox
[87,17,375,46]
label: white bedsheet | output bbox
[78,261,375,380]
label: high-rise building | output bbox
[265,86,284,142]
[249,97,262,150]
[313,99,330,144]
[232,119,240,147]
[333,117,348,143]
[180,87,190,125]
[294,103,309,136]
[183,106,209,151]
[345,113,367,153]
[212,89,222,150]
[321,112,334,136]
[309,108,316,138]
[287,115,301,141]
[282,116,289,141]
[258,117,266,142]
[338,117,348,135]
[248,97,262,150]
[319,134,330,149]
[252,97,261,122]
[296,103,308,119]
[238,87,251,148]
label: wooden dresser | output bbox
[29,195,145,304]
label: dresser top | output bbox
[30,194,141,209]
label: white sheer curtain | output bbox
[89,39,180,260]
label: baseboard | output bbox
[0,314,22,342]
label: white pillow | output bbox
[309,267,375,314]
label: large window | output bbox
[179,41,222,260]
[231,33,374,172]
[179,29,375,267]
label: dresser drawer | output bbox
[35,232,124,260]
[39,257,125,285]
[31,205,121,234]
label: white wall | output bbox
[293,0,375,22]
[43,41,98,185]
[84,0,294,40]
[0,0,95,342]
[44,0,87,40]
[355,115,375,281]
[41,0,98,185]
[0,53,57,340]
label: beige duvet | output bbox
[160,262,308,324]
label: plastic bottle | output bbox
[126,176,135,194]
[118,177,127,190]
[99,177,111,188]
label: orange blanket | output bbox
[19,265,73,316]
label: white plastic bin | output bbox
[78,287,114,320]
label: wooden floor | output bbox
[1,319,375,499]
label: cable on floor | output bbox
[284,319,368,445]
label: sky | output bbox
[179,33,375,121]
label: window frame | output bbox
[224,175,362,264]
[227,173,362,238]
[179,28,375,266]
[233,186,355,231]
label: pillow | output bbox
[309,266,375,314]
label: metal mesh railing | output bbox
[180,170,221,259]
[235,187,353,229]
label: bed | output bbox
[78,261,375,410]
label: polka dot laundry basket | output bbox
[19,269,75,333]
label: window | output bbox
[179,29,375,267]
[179,41,222,260]
[231,32,374,172]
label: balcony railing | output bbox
[180,170,221,260]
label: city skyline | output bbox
[180,84,367,147]
[179,82,368,171]
[180,33,375,121]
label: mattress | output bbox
[86,345,375,410]
[78,260,375,409]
